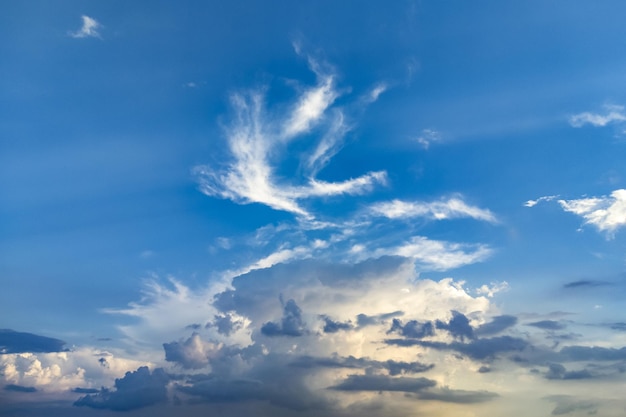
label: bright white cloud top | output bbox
[3,2,626,417]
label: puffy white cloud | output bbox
[370,197,497,223]
[68,15,102,39]
[558,189,626,237]
[569,104,626,127]
[0,348,151,393]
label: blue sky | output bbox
[2,1,626,416]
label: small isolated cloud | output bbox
[69,15,102,39]
[569,104,626,127]
[524,195,558,207]
[475,281,509,298]
[558,189,626,237]
[527,320,566,331]
[415,128,442,149]
[563,279,612,289]
[369,197,497,223]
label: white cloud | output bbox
[415,129,442,149]
[524,195,558,207]
[0,348,151,393]
[370,197,497,223]
[193,68,387,218]
[476,281,510,298]
[558,189,626,237]
[569,104,626,127]
[69,15,102,39]
[379,236,493,271]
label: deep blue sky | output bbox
[2,2,626,416]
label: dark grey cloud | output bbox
[72,387,100,394]
[163,333,213,369]
[4,384,37,393]
[478,366,491,373]
[386,336,528,360]
[527,320,566,330]
[560,345,626,361]
[185,323,202,330]
[330,374,436,393]
[74,366,169,411]
[356,311,404,327]
[177,354,332,411]
[0,329,67,354]
[289,355,434,375]
[414,387,498,404]
[261,298,306,337]
[545,363,593,380]
[475,315,518,336]
[320,316,353,333]
[563,280,612,289]
[435,311,474,340]
[387,318,434,339]
[208,313,244,336]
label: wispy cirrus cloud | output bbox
[568,104,626,128]
[193,51,387,218]
[369,197,497,223]
[557,189,626,237]
[68,15,102,39]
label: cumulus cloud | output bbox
[369,197,497,223]
[74,366,169,411]
[558,189,626,236]
[261,298,307,337]
[569,104,626,127]
[68,15,102,39]
[163,333,223,369]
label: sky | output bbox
[2,1,626,416]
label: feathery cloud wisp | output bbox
[370,197,497,223]
[194,54,387,218]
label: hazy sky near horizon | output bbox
[2,1,626,416]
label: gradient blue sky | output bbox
[2,1,626,416]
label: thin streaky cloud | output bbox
[569,104,626,127]
[558,189,626,237]
[369,197,497,223]
[377,236,493,271]
[524,195,558,207]
[69,15,102,39]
